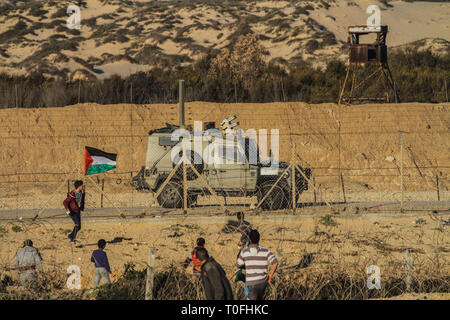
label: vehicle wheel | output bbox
[257,180,288,210]
[157,181,183,208]
[172,150,203,180]
[157,180,197,208]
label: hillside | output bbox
[0,0,449,80]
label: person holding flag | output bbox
[63,180,85,242]
[63,146,117,242]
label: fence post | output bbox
[145,247,156,300]
[182,138,188,216]
[445,79,448,103]
[16,101,20,218]
[338,121,342,203]
[313,174,317,204]
[291,142,296,213]
[130,82,133,104]
[101,179,104,208]
[340,173,346,203]
[394,81,398,103]
[399,132,404,213]
[15,84,18,108]
[78,80,81,104]
[405,249,413,292]
[436,175,440,201]
[76,134,80,177]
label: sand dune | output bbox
[0,0,448,78]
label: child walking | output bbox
[91,239,111,286]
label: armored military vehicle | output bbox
[132,117,311,210]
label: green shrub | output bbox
[51,7,67,19]
[319,215,339,227]
[28,3,48,17]
[12,225,23,233]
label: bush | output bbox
[51,7,67,19]
[11,226,23,232]
[319,215,339,227]
[28,3,48,17]
[0,45,448,107]
[294,6,313,16]
[94,263,202,300]
[92,263,450,300]
[305,39,320,53]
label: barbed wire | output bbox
[0,165,447,179]
[0,104,448,298]
[0,129,448,139]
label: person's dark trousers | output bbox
[247,281,267,300]
[68,212,81,241]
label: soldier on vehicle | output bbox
[13,239,43,288]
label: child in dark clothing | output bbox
[91,239,111,286]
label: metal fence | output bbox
[0,121,448,219]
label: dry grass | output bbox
[0,211,448,300]
[2,260,447,300]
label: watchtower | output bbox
[338,25,399,104]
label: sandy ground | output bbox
[0,210,448,296]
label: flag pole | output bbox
[77,135,82,179]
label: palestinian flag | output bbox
[84,146,117,175]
